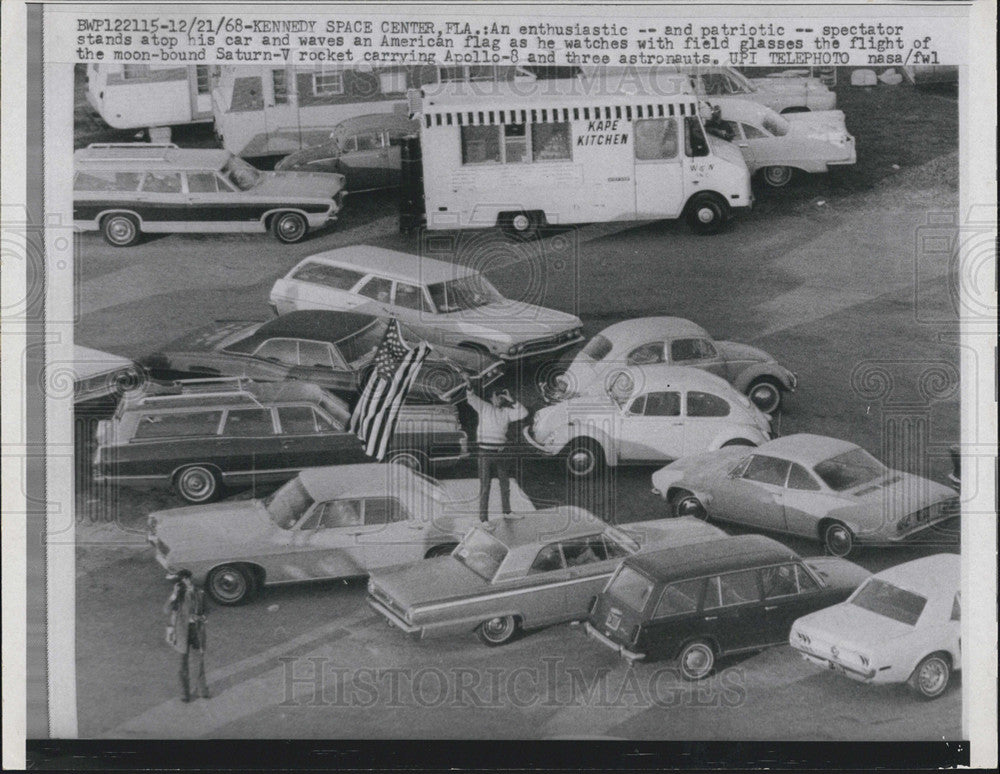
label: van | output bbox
[73,143,346,246]
[584,535,869,679]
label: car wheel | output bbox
[762,166,795,188]
[678,640,716,681]
[101,214,140,247]
[501,211,540,240]
[747,377,783,413]
[822,521,855,557]
[671,490,708,520]
[476,615,520,646]
[271,211,308,244]
[388,449,429,474]
[565,439,604,479]
[908,654,951,700]
[721,438,757,448]
[685,193,728,235]
[206,564,258,606]
[175,465,220,504]
[425,543,457,559]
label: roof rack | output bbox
[134,376,258,404]
[86,142,179,149]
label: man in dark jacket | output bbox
[164,569,210,702]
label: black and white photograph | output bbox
[1,1,996,769]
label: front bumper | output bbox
[501,331,585,360]
[584,622,646,663]
[367,596,423,636]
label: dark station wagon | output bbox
[585,535,870,679]
[93,378,468,503]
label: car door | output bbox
[521,541,574,627]
[184,171,249,228]
[290,498,373,579]
[710,453,791,530]
[355,496,425,570]
[618,391,685,461]
[682,390,737,455]
[137,171,185,228]
[274,404,369,471]
[642,577,707,661]
[354,275,395,316]
[339,131,390,190]
[667,338,728,380]
[558,534,624,618]
[778,463,827,537]
[701,569,769,653]
[759,562,826,644]
[217,407,285,490]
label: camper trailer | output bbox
[84,64,218,142]
[418,78,753,236]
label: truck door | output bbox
[633,116,685,218]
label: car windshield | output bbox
[336,319,388,365]
[850,578,927,626]
[761,110,790,137]
[453,528,508,581]
[264,477,315,529]
[606,565,656,612]
[813,448,887,491]
[726,68,756,93]
[580,334,613,361]
[221,156,262,191]
[427,275,503,313]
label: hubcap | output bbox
[279,216,304,238]
[919,660,947,694]
[766,167,792,185]
[826,526,851,556]
[484,617,512,639]
[512,214,530,231]
[109,220,133,242]
[750,384,779,412]
[677,497,705,519]
[212,569,246,601]
[568,449,594,475]
[683,646,711,675]
[697,207,716,224]
[182,471,210,496]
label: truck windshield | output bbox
[850,578,927,626]
[264,477,315,528]
[606,565,655,612]
[813,448,887,491]
[427,276,503,313]
[454,528,508,581]
[222,156,262,191]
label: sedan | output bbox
[141,310,503,404]
[651,433,961,557]
[149,462,536,605]
[541,317,796,414]
[790,553,961,699]
[367,508,726,646]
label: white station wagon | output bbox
[270,246,584,360]
[525,365,772,478]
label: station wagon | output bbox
[585,535,869,678]
[73,143,346,246]
[93,378,468,503]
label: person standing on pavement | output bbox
[164,569,210,702]
[465,386,528,526]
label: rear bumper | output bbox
[584,622,646,663]
[793,647,879,682]
[368,596,423,636]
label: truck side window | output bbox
[685,117,710,158]
[503,123,528,163]
[461,125,501,164]
[634,118,679,161]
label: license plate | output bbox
[605,611,621,631]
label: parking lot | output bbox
[73,76,962,739]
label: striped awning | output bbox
[423,101,699,128]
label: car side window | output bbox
[795,564,820,592]
[140,172,182,194]
[186,173,220,193]
[643,391,681,417]
[297,340,334,369]
[653,578,705,618]
[253,338,299,366]
[951,592,960,621]
[787,463,822,491]
[687,391,731,418]
[742,123,768,140]
[626,394,646,415]
[742,455,792,487]
[358,276,393,303]
[626,342,665,366]
[222,408,275,437]
[393,281,430,312]
[133,410,223,439]
[354,131,383,151]
[602,534,631,560]
[561,536,606,567]
[705,569,761,609]
[316,499,363,529]
[529,543,565,574]
[278,405,323,434]
[671,338,716,362]
[291,263,366,291]
[761,564,799,599]
[363,497,404,525]
[74,171,143,192]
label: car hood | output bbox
[151,500,272,552]
[706,134,747,168]
[784,110,852,142]
[802,557,871,593]
[250,171,346,198]
[844,472,955,528]
[794,600,916,650]
[155,320,259,356]
[619,517,727,550]
[714,340,775,364]
[370,556,489,609]
[444,302,582,341]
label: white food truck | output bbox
[84,64,218,142]
[418,79,753,236]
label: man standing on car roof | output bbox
[465,386,527,526]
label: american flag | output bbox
[349,319,430,460]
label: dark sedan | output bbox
[142,310,503,404]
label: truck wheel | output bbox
[762,166,794,188]
[685,193,728,235]
[206,564,258,606]
[908,653,951,699]
[678,640,716,680]
[476,615,520,646]
[271,211,308,244]
[501,211,540,240]
[747,377,783,413]
[101,214,141,247]
[175,465,221,504]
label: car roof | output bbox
[711,97,778,125]
[297,463,431,501]
[331,112,420,135]
[874,554,960,596]
[757,434,861,466]
[598,317,710,343]
[622,364,738,394]
[75,144,232,171]
[486,507,607,548]
[232,310,382,351]
[627,535,799,583]
[294,247,476,285]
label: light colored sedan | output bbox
[706,99,856,187]
[542,316,796,413]
[790,554,961,699]
[148,463,534,605]
[651,433,960,557]
[526,365,772,479]
[367,507,726,646]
